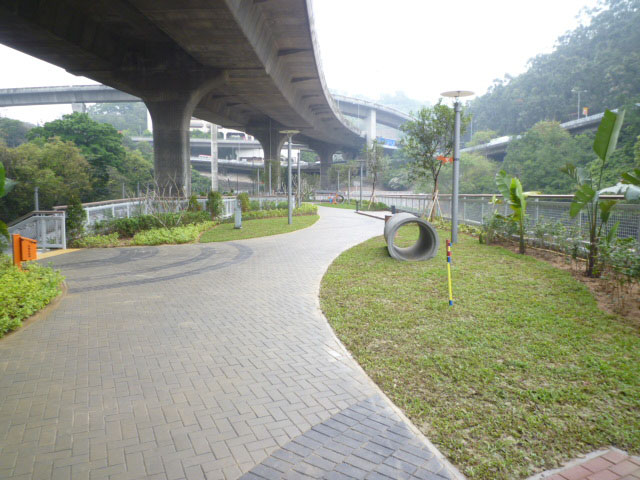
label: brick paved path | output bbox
[0,207,460,480]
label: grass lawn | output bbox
[199,214,319,243]
[320,226,640,480]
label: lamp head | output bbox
[441,90,474,100]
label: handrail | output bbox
[7,210,64,227]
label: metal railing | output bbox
[7,211,66,250]
[54,196,237,229]
[373,193,640,242]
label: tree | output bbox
[0,138,92,222]
[88,102,147,135]
[438,153,499,194]
[28,113,127,198]
[362,140,387,206]
[0,117,32,147]
[502,121,594,193]
[400,101,469,217]
[467,130,500,147]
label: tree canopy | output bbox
[0,117,32,147]
[400,101,469,194]
[87,102,147,135]
[501,121,594,193]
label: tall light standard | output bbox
[297,148,302,207]
[572,87,587,119]
[210,123,218,192]
[280,130,299,224]
[441,90,474,244]
[358,158,364,211]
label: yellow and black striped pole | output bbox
[446,239,453,306]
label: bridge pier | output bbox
[252,125,286,194]
[140,71,227,196]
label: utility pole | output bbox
[572,88,587,119]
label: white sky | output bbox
[0,0,597,124]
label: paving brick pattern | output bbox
[541,450,640,480]
[239,395,452,480]
[0,207,460,480]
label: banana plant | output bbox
[621,167,640,201]
[494,170,538,254]
[561,109,625,277]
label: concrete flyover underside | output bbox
[0,207,461,480]
[0,0,364,194]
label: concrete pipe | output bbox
[384,212,440,261]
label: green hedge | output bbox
[94,211,211,238]
[225,203,318,222]
[131,222,215,246]
[0,256,64,337]
[74,233,120,248]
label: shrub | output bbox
[237,192,250,212]
[224,204,318,222]
[206,191,224,219]
[0,255,64,337]
[277,201,288,209]
[131,222,214,246]
[187,194,202,212]
[65,196,86,242]
[94,211,210,237]
[74,233,120,248]
[249,200,260,211]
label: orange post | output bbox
[12,234,22,269]
[12,234,37,270]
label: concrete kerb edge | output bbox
[313,218,467,480]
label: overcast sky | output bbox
[0,0,597,124]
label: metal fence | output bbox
[53,196,238,229]
[373,193,640,242]
[8,211,66,250]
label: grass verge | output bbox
[320,226,639,480]
[0,255,64,337]
[200,215,319,243]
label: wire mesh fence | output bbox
[373,194,640,242]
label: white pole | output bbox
[210,123,218,192]
[287,135,293,224]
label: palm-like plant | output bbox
[561,109,625,277]
[494,170,538,254]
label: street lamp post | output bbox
[572,87,587,119]
[441,90,474,244]
[210,123,218,192]
[280,130,299,225]
[359,159,364,211]
[297,149,301,207]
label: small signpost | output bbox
[12,234,37,269]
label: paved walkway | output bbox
[0,207,460,480]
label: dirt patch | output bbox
[491,239,639,326]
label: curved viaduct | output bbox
[0,0,367,193]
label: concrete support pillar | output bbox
[146,99,192,196]
[252,126,286,194]
[365,108,377,146]
[71,102,87,113]
[318,150,335,190]
[139,70,226,197]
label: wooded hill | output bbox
[470,0,640,136]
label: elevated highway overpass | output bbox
[462,111,609,161]
[0,85,410,158]
[0,0,370,192]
